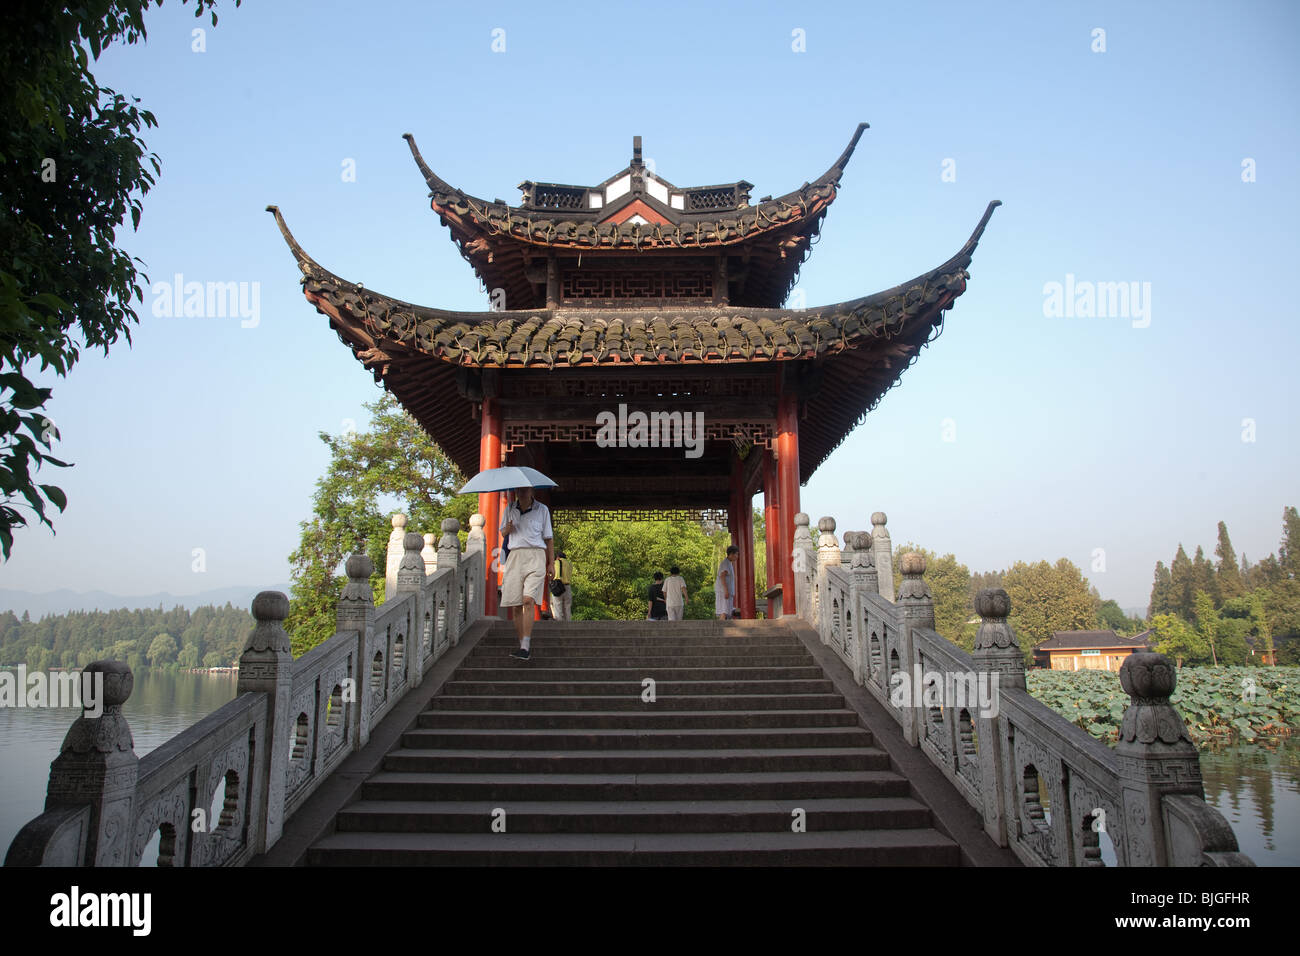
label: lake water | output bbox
[1,669,1295,865]
[0,668,237,860]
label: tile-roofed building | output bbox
[271,125,999,617]
[1033,629,1154,671]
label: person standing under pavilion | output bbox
[715,545,738,620]
[500,486,553,661]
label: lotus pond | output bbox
[1026,665,1299,745]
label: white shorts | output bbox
[501,548,547,606]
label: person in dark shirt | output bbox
[647,572,668,621]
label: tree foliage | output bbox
[556,519,722,621]
[1148,508,1299,666]
[0,0,237,558]
[1001,558,1099,662]
[0,602,251,671]
[892,544,976,649]
[285,393,475,655]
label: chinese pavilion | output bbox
[269,124,998,617]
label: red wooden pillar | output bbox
[776,388,801,616]
[479,397,503,616]
[738,489,755,619]
[728,450,756,619]
[763,449,781,618]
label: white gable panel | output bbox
[606,174,631,202]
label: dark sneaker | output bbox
[510,648,531,661]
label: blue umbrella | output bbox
[459,465,558,495]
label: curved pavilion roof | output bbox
[268,200,1000,482]
[403,124,871,309]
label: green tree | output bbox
[1151,613,1208,667]
[1097,599,1142,635]
[1148,560,1173,618]
[177,642,199,668]
[1168,544,1194,619]
[557,519,717,620]
[1192,590,1220,665]
[1215,521,1244,600]
[892,544,976,649]
[1280,506,1300,578]
[146,632,177,666]
[0,0,237,559]
[1001,558,1099,663]
[286,393,475,655]
[1192,546,1220,607]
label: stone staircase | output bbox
[306,619,960,865]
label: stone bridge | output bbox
[4,512,1252,866]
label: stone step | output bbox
[360,770,913,802]
[382,746,889,775]
[475,637,803,649]
[465,652,813,667]
[398,726,873,751]
[305,828,959,866]
[441,678,835,696]
[415,709,863,730]
[451,665,827,681]
[423,693,847,712]
[335,797,932,834]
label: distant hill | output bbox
[0,585,293,619]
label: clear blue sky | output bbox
[4,0,1298,613]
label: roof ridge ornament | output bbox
[631,135,643,170]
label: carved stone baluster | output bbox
[848,530,878,594]
[897,553,935,748]
[437,518,463,642]
[792,512,816,623]
[337,553,375,750]
[40,660,138,866]
[385,513,407,601]
[396,532,426,689]
[815,516,840,641]
[1116,652,1242,867]
[871,512,894,601]
[421,533,438,576]
[237,591,293,855]
[972,588,1023,847]
[845,531,875,684]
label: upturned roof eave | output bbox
[402,124,868,236]
[266,200,999,368]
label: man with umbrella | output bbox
[460,466,558,661]
[499,485,553,661]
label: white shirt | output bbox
[664,575,687,608]
[500,499,553,550]
[715,558,735,597]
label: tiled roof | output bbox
[1038,630,1154,650]
[403,125,870,308]
[268,201,998,369]
[268,200,998,481]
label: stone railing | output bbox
[795,512,1253,867]
[5,515,485,868]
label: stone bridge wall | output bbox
[4,516,485,867]
[796,512,1253,867]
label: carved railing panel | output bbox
[802,520,1253,868]
[7,516,488,868]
